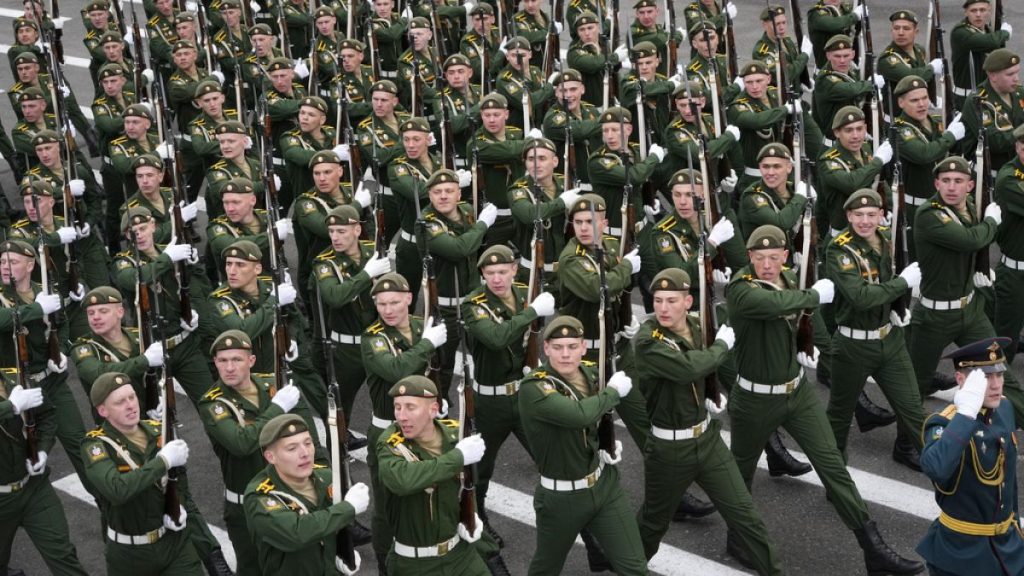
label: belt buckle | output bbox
[586,472,597,488]
[785,380,796,394]
[148,529,160,544]
[960,296,969,308]
[692,423,702,438]
[10,480,23,493]
[879,325,890,339]
[437,540,450,556]
[505,382,517,395]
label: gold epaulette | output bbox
[581,360,596,367]
[210,159,228,170]
[512,282,527,288]
[471,293,487,304]
[255,476,275,493]
[86,428,106,438]
[12,220,30,229]
[367,321,385,334]
[94,96,107,105]
[214,30,227,42]
[834,231,853,246]
[501,70,514,80]
[651,327,665,340]
[315,247,335,260]
[575,243,587,256]
[438,418,459,428]
[111,135,128,144]
[202,386,224,401]
[312,463,326,469]
[939,404,957,419]
[115,250,134,259]
[532,370,548,379]
[386,430,405,446]
[824,149,841,159]
[257,275,272,281]
[657,216,677,231]
[357,117,372,129]
[147,15,159,25]
[212,286,232,297]
[359,240,375,246]
[0,367,18,376]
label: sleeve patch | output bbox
[75,345,94,360]
[86,442,108,462]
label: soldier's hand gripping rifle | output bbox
[616,109,635,332]
[454,271,477,535]
[794,107,817,359]
[150,276,182,524]
[414,179,443,389]
[6,257,38,465]
[524,152,545,369]
[29,184,65,382]
[927,0,954,124]
[969,57,992,278]
[592,202,618,460]
[687,152,721,406]
[886,86,909,319]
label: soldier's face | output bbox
[846,206,882,240]
[98,385,141,433]
[371,92,398,117]
[763,14,787,39]
[637,55,660,80]
[744,73,770,99]
[86,303,125,336]
[173,48,198,70]
[411,28,431,51]
[88,9,109,29]
[155,0,174,16]
[135,166,164,193]
[265,432,316,484]
[653,290,694,332]
[223,7,241,27]
[675,96,704,120]
[955,369,1004,409]
[522,0,540,14]
[16,62,38,83]
[197,91,225,117]
[224,258,261,290]
[124,116,152,139]
[965,3,990,28]
[127,220,156,250]
[394,396,439,439]
[298,106,327,132]
[0,253,34,285]
[176,22,196,41]
[22,191,53,222]
[102,74,127,96]
[445,65,470,89]
[481,108,509,134]
[16,26,37,45]
[692,31,718,58]
[428,183,460,217]
[222,192,257,223]
[671,185,698,217]
[214,348,256,387]
[748,247,788,282]
[375,291,412,327]
[34,142,60,169]
[313,163,342,192]
[20,99,45,122]
[890,20,917,48]
[577,22,598,44]
[402,130,429,159]
[988,65,1021,95]
[374,0,393,18]
[328,223,361,252]
[316,15,336,36]
[270,69,294,91]
[253,34,274,55]
[826,48,854,73]
[341,49,363,72]
[835,120,867,152]
[934,172,973,209]
[759,157,793,190]
[525,148,557,181]
[103,42,123,61]
[508,50,531,71]
[543,338,585,377]
[1016,141,1024,164]
[601,122,630,151]
[636,6,657,27]
[481,263,517,296]
[218,133,246,158]
[898,88,930,122]
[472,14,494,34]
[571,210,606,245]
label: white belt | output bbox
[651,416,710,441]
[823,137,835,148]
[437,296,460,307]
[905,194,927,206]
[579,183,593,191]
[272,157,286,167]
[28,367,54,383]
[743,166,762,177]
[106,526,166,545]
[371,414,393,429]
[319,88,333,98]
[165,331,190,350]
[920,292,974,311]
[399,230,417,243]
[737,369,803,395]
[584,334,620,349]
[519,257,555,273]
[495,208,511,217]
[380,185,394,196]
[540,461,605,491]
[838,323,892,341]
[473,381,519,396]
[181,134,192,142]
[380,70,398,78]
[255,10,271,17]
[1001,254,1024,271]
[224,489,244,504]
[330,331,361,344]
[952,85,970,97]
[393,534,460,558]
[0,474,29,493]
[454,157,468,168]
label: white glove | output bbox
[26,451,47,476]
[797,347,819,369]
[35,292,61,315]
[363,253,392,278]
[889,308,911,328]
[8,385,43,414]
[498,36,510,56]
[529,292,556,317]
[620,315,641,339]
[713,267,732,285]
[211,70,226,84]
[619,58,633,71]
[715,324,735,350]
[478,203,498,228]
[794,181,814,199]
[293,59,310,79]
[725,1,737,18]
[558,187,580,209]
[811,278,835,304]
[273,174,282,190]
[456,434,486,465]
[873,141,893,165]
[158,438,190,468]
[945,114,965,141]
[336,552,362,576]
[271,384,301,412]
[354,181,371,209]
[607,370,633,397]
[56,226,77,245]
[68,283,86,302]
[930,58,944,76]
[705,394,727,417]
[853,4,867,20]
[622,248,641,272]
[179,201,199,223]
[156,141,173,160]
[185,0,198,10]
[144,341,165,367]
[244,136,253,150]
[163,241,193,263]
[48,354,68,376]
[708,218,735,246]
[458,514,484,543]
[644,198,661,222]
[68,179,85,198]
[179,312,199,334]
[142,69,155,84]
[456,169,472,188]
[422,318,448,348]
[613,45,629,62]
[526,127,544,140]
[146,396,165,421]
[668,73,684,90]
[649,143,666,162]
[984,202,1003,225]
[250,0,261,13]
[547,71,559,84]
[725,125,740,141]
[276,283,297,306]
[59,84,71,98]
[801,35,813,57]
[344,482,370,514]
[872,73,885,90]
[973,271,993,288]
[881,211,894,228]
[554,21,563,34]
[124,29,134,44]
[332,144,351,161]
[599,440,623,465]
[67,124,77,139]
[163,506,187,532]
[1001,22,1013,37]
[285,339,299,362]
[402,5,413,20]
[955,369,987,418]
[733,76,745,92]
[720,169,738,193]
[463,0,475,14]
[274,218,293,240]
[898,262,921,290]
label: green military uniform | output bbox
[108,129,161,201]
[10,103,59,171]
[566,34,620,109]
[474,97,527,247]
[333,61,375,126]
[507,173,567,285]
[586,109,661,235]
[435,79,482,169]
[812,59,874,143]
[629,14,683,77]
[738,177,808,242]
[726,85,788,189]
[167,62,211,135]
[619,67,674,149]
[370,12,408,79]
[6,72,91,140]
[817,122,888,233]
[683,0,727,41]
[293,159,357,304]
[280,0,313,56]
[806,1,856,68]
[92,69,137,235]
[961,50,1024,175]
[264,59,307,213]
[993,150,1024,396]
[663,90,737,173]
[205,156,265,222]
[494,43,555,130]
[122,184,177,247]
[752,29,809,96]
[512,9,549,62]
[20,152,104,233]
[72,325,150,407]
[460,17,501,86]
[281,112,340,208]
[876,41,934,120]
[950,16,1009,108]
[558,232,631,351]
[388,141,439,304]
[187,99,242,179]
[206,210,274,278]
[147,11,180,75]
[355,93,410,246]
[684,50,740,110]
[397,44,440,117]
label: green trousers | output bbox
[395,236,424,311]
[43,373,92,497]
[827,329,926,455]
[584,347,651,451]
[387,538,489,576]
[367,422,393,558]
[168,335,215,407]
[106,527,203,576]
[224,501,261,576]
[528,465,647,576]
[312,340,366,424]
[909,298,1001,398]
[637,422,782,575]
[0,475,88,575]
[729,375,870,531]
[474,391,530,515]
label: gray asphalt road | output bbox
[3,0,1024,574]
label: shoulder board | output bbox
[437,419,459,428]
[86,427,106,438]
[386,430,406,446]
[315,247,335,260]
[358,117,372,129]
[255,476,275,494]
[581,360,596,367]
[212,286,232,297]
[834,231,853,246]
[939,404,957,419]
[471,292,488,304]
[824,148,841,160]
[111,135,128,144]
[367,321,384,334]
[512,282,527,288]
[201,386,224,401]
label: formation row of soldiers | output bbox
[1,0,1024,574]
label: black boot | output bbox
[854,520,925,575]
[485,553,511,576]
[855,392,896,432]
[931,372,957,392]
[376,552,388,576]
[202,549,234,576]
[349,519,372,546]
[765,430,812,477]
[479,508,504,548]
[725,531,756,570]
[7,568,26,576]
[891,437,922,472]
[580,528,612,573]
[673,489,716,521]
[346,429,368,451]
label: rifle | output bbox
[687,152,720,406]
[369,117,386,258]
[410,35,424,117]
[196,2,216,74]
[992,0,1002,31]
[523,151,545,368]
[794,110,817,358]
[542,0,560,79]
[337,93,364,183]
[926,0,954,124]
[886,88,909,318]
[559,66,577,191]
[969,57,991,277]
[50,0,64,65]
[858,0,881,152]
[316,280,357,572]
[788,0,813,86]
[665,0,677,74]
[517,51,532,133]
[700,22,724,137]
[616,105,635,330]
[413,179,442,389]
[453,272,477,535]
[150,273,182,524]
[722,1,737,79]
[347,0,356,38]
[7,237,38,465]
[128,0,149,102]
[28,184,64,378]
[279,1,293,59]
[591,202,617,459]
[366,11,381,80]
[468,115,481,214]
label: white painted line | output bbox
[51,472,239,570]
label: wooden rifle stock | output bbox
[592,204,617,459]
[10,272,38,464]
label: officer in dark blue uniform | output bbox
[918,337,1024,576]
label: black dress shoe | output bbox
[892,438,922,472]
[673,490,716,521]
[726,531,756,570]
[346,431,369,451]
[485,553,511,576]
[764,430,812,477]
[202,549,234,576]
[855,392,896,433]
[349,519,372,546]
[580,528,612,572]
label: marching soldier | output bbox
[494,36,554,131]
[168,40,216,135]
[189,81,241,188]
[435,54,481,171]
[244,413,370,574]
[148,0,181,78]
[206,176,277,276]
[397,17,441,116]
[211,0,254,111]
[7,53,99,157]
[461,3,501,88]
[812,35,881,150]
[93,32,136,95]
[11,88,59,170]
[619,41,676,150]
[369,0,408,81]
[263,57,306,214]
[123,154,202,248]
[685,22,740,108]
[108,103,161,205]
[961,49,1024,178]
[806,0,863,68]
[23,129,103,233]
[950,0,1011,109]
[725,224,924,576]
[876,10,939,122]
[726,62,788,190]
[753,5,814,95]
[9,18,45,76]
[917,338,1024,575]
[663,81,739,185]
[993,125,1024,415]
[512,0,553,61]
[738,143,809,242]
[206,121,265,221]
[312,6,344,93]
[683,0,735,41]
[333,39,375,127]
[567,11,627,109]
[631,0,683,77]
[281,96,340,221]
[92,63,138,233]
[474,93,528,248]
[355,80,410,247]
